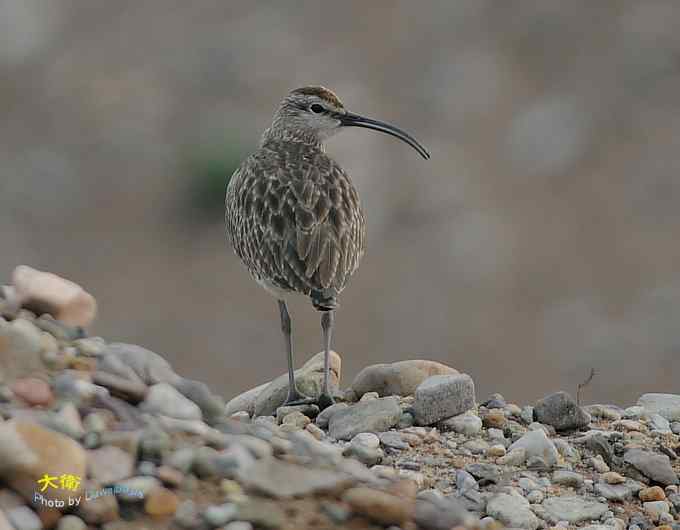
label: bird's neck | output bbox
[260,121,325,152]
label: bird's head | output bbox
[267,85,430,159]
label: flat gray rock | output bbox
[542,496,609,524]
[237,457,353,498]
[624,448,679,485]
[637,393,680,422]
[328,397,401,440]
[534,391,590,431]
[594,479,643,502]
[413,373,475,426]
[486,493,539,530]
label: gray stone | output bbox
[252,351,342,416]
[508,429,559,467]
[643,500,670,522]
[114,476,160,501]
[438,412,482,436]
[542,496,609,524]
[594,479,643,501]
[486,493,539,530]
[412,374,475,426]
[328,397,401,440]
[139,383,202,421]
[236,457,353,498]
[315,402,348,429]
[552,470,584,488]
[88,445,135,484]
[203,503,238,526]
[351,360,458,397]
[174,378,225,424]
[56,515,87,530]
[648,413,671,432]
[637,393,680,422]
[414,496,472,530]
[0,318,45,381]
[534,391,590,431]
[223,523,253,530]
[379,431,409,450]
[101,343,178,385]
[6,506,41,530]
[624,449,679,486]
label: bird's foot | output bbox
[316,392,335,411]
[282,389,316,407]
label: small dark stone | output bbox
[534,391,590,431]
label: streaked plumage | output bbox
[225,86,428,409]
[226,139,365,310]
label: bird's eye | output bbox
[310,104,325,114]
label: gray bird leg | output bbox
[279,299,313,405]
[317,310,336,409]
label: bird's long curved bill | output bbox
[339,112,430,160]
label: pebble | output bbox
[347,432,383,465]
[305,422,325,440]
[462,439,489,454]
[315,402,348,428]
[237,457,353,498]
[173,377,225,424]
[342,487,413,526]
[359,391,379,401]
[639,486,666,502]
[140,486,178,516]
[643,500,670,522]
[542,496,609,524]
[487,444,506,457]
[351,359,458,398]
[10,377,53,407]
[0,420,87,503]
[498,448,526,466]
[508,428,559,467]
[594,479,641,502]
[648,413,671,432]
[328,397,401,440]
[12,265,97,327]
[275,403,319,423]
[203,503,238,526]
[101,342,178,385]
[77,485,119,524]
[602,471,624,484]
[56,515,87,530]
[482,410,507,429]
[6,506,41,530]
[527,489,544,503]
[223,522,254,530]
[486,493,540,530]
[379,431,409,450]
[552,470,584,488]
[412,373,476,426]
[590,455,610,473]
[0,318,44,382]
[439,412,482,436]
[139,383,202,421]
[174,500,201,528]
[280,411,310,430]
[624,449,679,486]
[91,371,148,404]
[88,445,135,484]
[534,391,590,431]
[637,393,680,422]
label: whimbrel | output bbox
[225,86,429,409]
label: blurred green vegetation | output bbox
[181,140,246,224]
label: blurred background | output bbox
[1,1,679,406]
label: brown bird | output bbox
[225,86,429,409]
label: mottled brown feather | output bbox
[225,138,366,303]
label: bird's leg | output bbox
[318,310,336,409]
[279,300,313,406]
